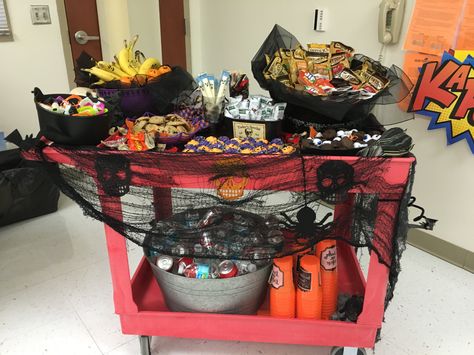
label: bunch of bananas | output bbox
[83,35,168,85]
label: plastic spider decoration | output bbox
[280,205,333,239]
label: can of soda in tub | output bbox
[236,260,258,275]
[156,255,174,272]
[218,260,238,278]
[184,263,211,279]
[177,257,194,275]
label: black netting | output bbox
[24,143,414,279]
[251,25,414,125]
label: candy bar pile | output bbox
[38,95,107,116]
[183,136,296,154]
[224,95,286,121]
[263,42,390,99]
[311,128,382,150]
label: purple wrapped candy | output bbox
[267,147,279,154]
[224,148,240,154]
[240,143,254,150]
[247,137,257,145]
[219,136,230,142]
[229,138,240,145]
[270,138,283,145]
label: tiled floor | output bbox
[0,195,473,355]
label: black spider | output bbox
[280,205,333,238]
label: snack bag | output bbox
[289,46,307,84]
[306,44,332,80]
[339,68,364,88]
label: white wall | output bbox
[0,0,70,136]
[188,0,413,86]
[96,0,130,62]
[126,0,162,62]
[188,0,474,252]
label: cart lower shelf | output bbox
[120,242,379,348]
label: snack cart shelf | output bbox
[33,147,415,355]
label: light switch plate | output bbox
[30,5,51,25]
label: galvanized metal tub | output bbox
[145,251,271,315]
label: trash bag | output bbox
[0,149,59,227]
[251,24,414,124]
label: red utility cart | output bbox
[33,147,414,355]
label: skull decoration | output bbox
[95,155,131,197]
[316,160,354,204]
[211,157,249,201]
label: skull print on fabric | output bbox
[95,155,131,197]
[316,160,355,204]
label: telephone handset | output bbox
[378,0,406,44]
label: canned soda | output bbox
[214,243,230,257]
[193,243,204,254]
[156,255,174,271]
[184,209,200,229]
[236,261,258,274]
[233,213,248,226]
[184,263,210,279]
[200,231,214,249]
[230,241,244,254]
[268,235,285,251]
[177,257,194,275]
[171,244,187,256]
[233,224,250,236]
[218,260,238,278]
[197,208,222,228]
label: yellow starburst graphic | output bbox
[425,91,474,140]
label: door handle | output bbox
[74,30,100,45]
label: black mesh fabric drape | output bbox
[22,143,415,309]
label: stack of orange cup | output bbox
[270,255,295,318]
[315,239,338,320]
[296,255,322,319]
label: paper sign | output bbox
[456,0,474,50]
[404,0,464,56]
[403,52,440,85]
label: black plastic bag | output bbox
[0,149,59,227]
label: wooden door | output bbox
[64,0,102,70]
[159,0,187,69]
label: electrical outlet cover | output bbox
[30,5,51,25]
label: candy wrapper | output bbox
[183,136,296,155]
[229,72,249,99]
[224,95,286,121]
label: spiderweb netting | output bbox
[23,143,415,307]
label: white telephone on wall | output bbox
[378,0,406,44]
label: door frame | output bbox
[56,0,76,90]
[56,0,193,90]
